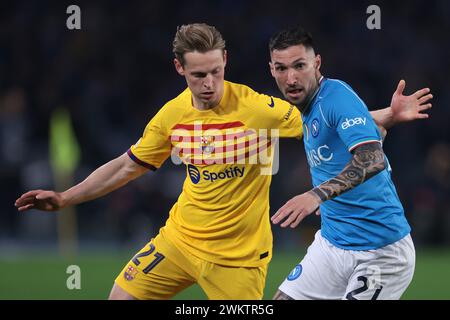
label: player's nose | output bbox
[286,69,298,86]
[203,74,214,89]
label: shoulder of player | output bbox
[318,78,366,111]
[321,78,362,101]
[161,87,191,111]
[316,79,371,128]
[143,88,190,130]
[225,80,289,109]
[225,80,257,99]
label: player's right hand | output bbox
[15,190,66,212]
[272,191,321,228]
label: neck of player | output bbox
[192,95,221,111]
[297,74,323,113]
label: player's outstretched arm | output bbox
[272,142,385,228]
[370,80,433,129]
[15,153,149,212]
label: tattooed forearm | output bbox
[273,290,295,300]
[312,143,386,202]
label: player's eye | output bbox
[295,63,305,69]
[192,73,207,78]
[275,66,286,72]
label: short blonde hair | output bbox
[172,23,226,65]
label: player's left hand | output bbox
[271,191,321,228]
[390,79,433,123]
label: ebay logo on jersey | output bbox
[341,117,367,130]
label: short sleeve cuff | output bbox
[127,149,157,171]
[348,139,381,152]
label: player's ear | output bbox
[223,50,227,68]
[269,61,276,78]
[315,54,322,71]
[174,58,185,76]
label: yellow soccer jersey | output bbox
[128,81,303,267]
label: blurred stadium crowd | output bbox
[1,0,449,251]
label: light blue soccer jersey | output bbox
[301,77,410,250]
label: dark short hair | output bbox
[269,26,315,53]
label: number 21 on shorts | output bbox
[132,243,165,274]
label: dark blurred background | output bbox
[0,0,449,287]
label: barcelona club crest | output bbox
[124,264,138,281]
[200,136,215,154]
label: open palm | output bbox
[391,79,433,122]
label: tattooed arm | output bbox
[271,143,386,228]
[311,143,385,202]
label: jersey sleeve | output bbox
[325,85,381,152]
[128,108,172,170]
[248,92,303,139]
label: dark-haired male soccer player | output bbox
[16,23,431,300]
[270,26,432,300]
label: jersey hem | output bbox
[321,230,411,251]
[161,226,272,268]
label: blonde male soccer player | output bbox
[16,23,432,300]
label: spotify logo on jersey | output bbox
[188,164,201,184]
[187,165,245,184]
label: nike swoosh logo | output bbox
[268,97,275,108]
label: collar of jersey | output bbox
[189,81,230,113]
[301,76,325,115]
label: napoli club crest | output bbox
[311,119,320,138]
[287,264,303,281]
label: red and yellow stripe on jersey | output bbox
[128,81,302,267]
[170,121,272,166]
